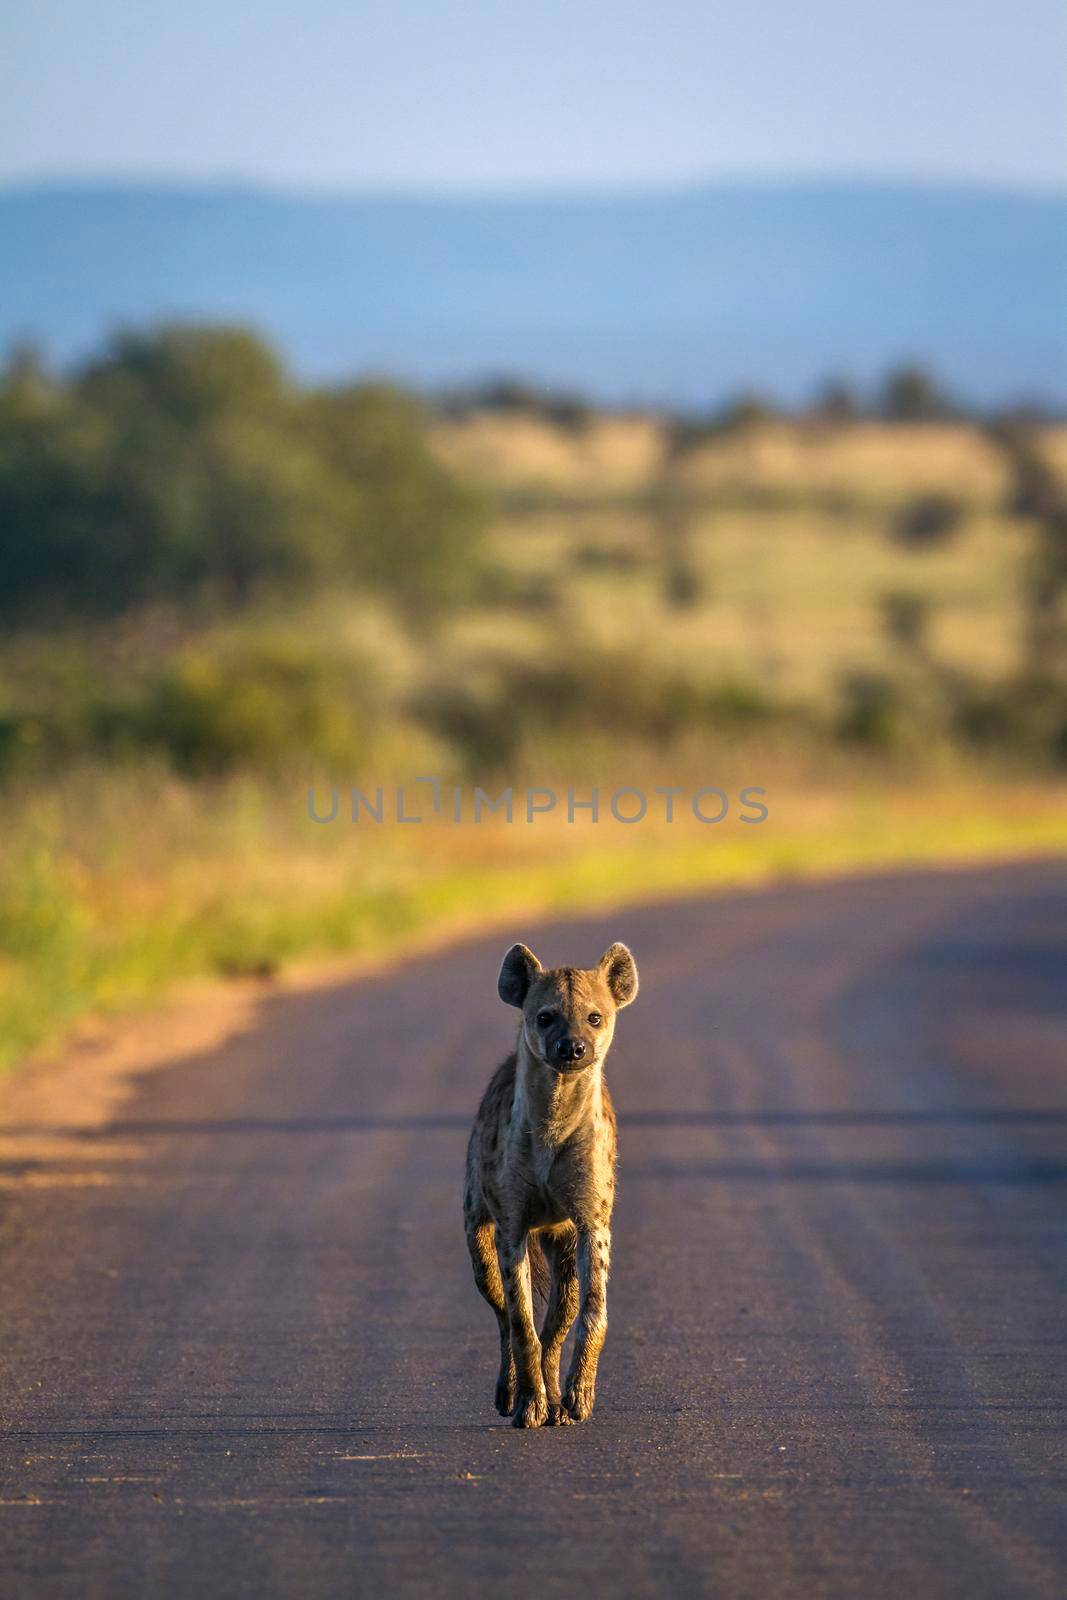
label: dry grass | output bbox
[1038,425,1067,488]
[678,422,1010,506]
[470,501,1034,701]
[429,414,1061,509]
[431,413,665,499]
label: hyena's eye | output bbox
[588,1012,602,1026]
[536,1010,554,1028]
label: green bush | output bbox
[890,493,965,549]
[0,635,381,778]
[663,559,705,609]
[837,672,920,749]
[954,674,1067,765]
[880,589,930,649]
[414,650,778,772]
[136,639,380,775]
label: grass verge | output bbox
[2,763,1065,1075]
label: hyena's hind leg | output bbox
[465,1209,515,1416]
[539,1227,579,1425]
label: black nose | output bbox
[556,1037,586,1063]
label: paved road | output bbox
[1,862,1066,1598]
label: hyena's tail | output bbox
[527,1234,551,1306]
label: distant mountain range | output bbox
[3,180,1065,406]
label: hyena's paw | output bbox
[511,1387,549,1429]
[494,1374,516,1417]
[563,1379,596,1421]
[546,1399,575,1426]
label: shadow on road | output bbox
[622,1157,1067,1185]
[2,1108,1067,1137]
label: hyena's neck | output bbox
[514,1037,603,1147]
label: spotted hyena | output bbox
[464,941,639,1428]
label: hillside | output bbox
[3,180,1065,404]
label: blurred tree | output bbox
[456,376,594,435]
[991,420,1067,679]
[0,324,485,622]
[2,342,52,402]
[717,391,777,433]
[0,347,117,612]
[306,382,485,622]
[650,425,706,613]
[471,376,542,413]
[75,325,338,603]
[812,378,862,423]
[879,364,957,422]
[542,393,594,435]
[80,324,289,426]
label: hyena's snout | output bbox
[555,1035,586,1065]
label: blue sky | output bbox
[5,0,1066,192]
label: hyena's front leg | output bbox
[465,1216,515,1415]
[540,1230,579,1425]
[564,1224,610,1421]
[497,1233,548,1428]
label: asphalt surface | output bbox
[1,861,1066,1598]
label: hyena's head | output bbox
[498,942,638,1072]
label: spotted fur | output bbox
[464,941,638,1427]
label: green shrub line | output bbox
[6,633,1067,780]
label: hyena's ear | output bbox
[498,943,543,1007]
[599,942,639,1008]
